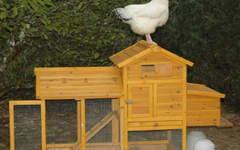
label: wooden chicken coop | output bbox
[9,40,228,150]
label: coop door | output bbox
[9,101,45,150]
[128,84,153,118]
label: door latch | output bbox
[126,100,132,104]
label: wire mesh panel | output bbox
[85,99,120,150]
[13,104,42,150]
[169,129,182,150]
[46,100,77,144]
[128,130,168,150]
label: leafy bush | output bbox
[0,0,145,100]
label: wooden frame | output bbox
[9,100,46,150]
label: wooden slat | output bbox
[128,120,182,127]
[117,52,131,60]
[157,111,183,117]
[9,100,42,105]
[187,116,220,126]
[39,92,122,98]
[40,86,121,92]
[167,142,179,150]
[127,79,183,84]
[187,95,220,102]
[46,143,74,148]
[39,74,119,79]
[71,111,117,150]
[187,110,220,117]
[86,111,117,141]
[187,101,220,110]
[123,48,138,57]
[157,102,183,110]
[110,55,124,64]
[35,66,119,72]
[128,125,184,131]
[128,117,183,122]
[129,45,146,53]
[157,94,183,102]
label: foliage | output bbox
[0,0,239,112]
[157,0,240,112]
[0,0,146,100]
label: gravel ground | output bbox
[188,126,240,150]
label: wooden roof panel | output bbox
[187,83,225,98]
[110,40,194,68]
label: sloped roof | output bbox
[34,67,123,99]
[110,40,194,68]
[187,83,225,98]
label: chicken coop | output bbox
[9,40,229,150]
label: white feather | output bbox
[114,0,169,44]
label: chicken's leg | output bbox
[145,34,157,45]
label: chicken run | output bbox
[9,41,232,150]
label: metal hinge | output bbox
[126,100,132,104]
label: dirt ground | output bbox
[1,100,240,150]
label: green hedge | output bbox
[0,0,239,112]
[157,0,240,112]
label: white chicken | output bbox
[114,0,169,45]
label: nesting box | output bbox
[9,40,229,150]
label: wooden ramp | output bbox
[218,117,233,127]
[70,111,118,150]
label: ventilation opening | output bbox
[141,63,172,77]
[142,65,155,73]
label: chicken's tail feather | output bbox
[113,8,132,22]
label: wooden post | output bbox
[112,99,119,144]
[182,65,187,150]
[81,99,86,150]
[77,100,81,142]
[9,101,15,150]
[167,130,172,142]
[41,99,46,150]
[35,71,40,99]
[122,66,128,150]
